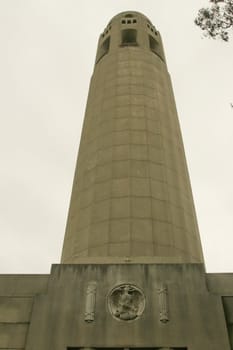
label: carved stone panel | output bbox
[84,281,97,322]
[108,284,145,321]
[158,283,169,323]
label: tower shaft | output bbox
[61,12,204,264]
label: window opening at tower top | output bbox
[96,36,110,63]
[121,29,138,46]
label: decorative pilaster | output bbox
[84,281,97,322]
[158,283,169,323]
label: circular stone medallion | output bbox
[108,284,145,321]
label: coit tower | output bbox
[61,11,204,264]
[14,11,232,350]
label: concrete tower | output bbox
[1,11,233,350]
[61,11,204,264]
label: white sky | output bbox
[0,0,233,274]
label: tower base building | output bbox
[1,12,233,350]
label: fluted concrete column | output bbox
[61,11,204,264]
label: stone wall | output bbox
[0,275,49,349]
[1,267,233,349]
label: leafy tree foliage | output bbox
[195,0,233,41]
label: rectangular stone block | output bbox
[147,119,160,133]
[149,163,164,181]
[170,204,185,228]
[152,199,170,221]
[88,244,108,257]
[75,206,91,229]
[130,130,147,144]
[150,179,167,200]
[116,85,130,95]
[131,197,151,218]
[96,163,112,182]
[131,105,144,118]
[98,147,113,164]
[0,275,48,296]
[111,197,130,218]
[153,223,172,250]
[0,297,33,323]
[131,177,150,197]
[113,160,130,178]
[116,106,130,118]
[80,188,94,208]
[109,219,130,243]
[131,145,148,160]
[113,145,130,161]
[131,219,153,242]
[89,221,109,247]
[108,242,130,256]
[94,181,111,201]
[130,160,149,178]
[223,297,233,324]
[116,95,130,105]
[0,324,28,348]
[147,132,162,148]
[113,131,130,145]
[114,117,130,131]
[92,200,110,222]
[131,242,154,256]
[73,227,89,253]
[112,178,130,197]
[98,133,114,149]
[130,117,146,130]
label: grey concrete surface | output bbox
[22,264,233,350]
[61,12,204,264]
[0,266,233,349]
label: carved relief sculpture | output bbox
[158,283,169,323]
[108,284,145,321]
[84,281,97,322]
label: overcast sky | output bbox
[0,0,233,274]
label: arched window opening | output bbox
[149,35,159,53]
[149,35,164,61]
[121,29,137,46]
[96,36,110,63]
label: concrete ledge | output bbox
[207,273,233,295]
[0,274,49,296]
[61,256,202,264]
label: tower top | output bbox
[95,11,165,65]
[107,11,157,24]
